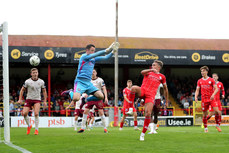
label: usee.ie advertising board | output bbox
[125,116,193,127]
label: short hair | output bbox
[200,66,209,72]
[212,73,218,76]
[86,44,95,50]
[30,68,38,73]
[154,60,163,68]
[127,80,132,83]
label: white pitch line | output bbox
[165,130,229,135]
[4,142,32,153]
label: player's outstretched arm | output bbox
[95,52,114,62]
[141,68,157,75]
[84,50,107,60]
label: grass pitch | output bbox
[1,126,229,153]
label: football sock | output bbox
[35,116,39,130]
[134,120,138,127]
[142,116,151,134]
[203,116,208,128]
[24,115,30,127]
[120,122,124,128]
[101,115,107,129]
[216,115,221,126]
[149,123,154,132]
[74,120,78,129]
[81,114,87,129]
[215,114,219,125]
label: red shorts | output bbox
[74,109,84,117]
[87,112,94,119]
[139,87,155,104]
[24,99,41,108]
[122,107,137,116]
[209,100,222,112]
[85,100,103,109]
[201,100,218,112]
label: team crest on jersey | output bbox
[78,88,81,91]
[219,85,221,87]
[209,81,211,84]
[159,76,162,80]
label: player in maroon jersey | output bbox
[128,60,169,141]
[207,73,225,131]
[195,66,219,133]
[119,80,140,131]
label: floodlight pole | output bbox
[1,22,10,143]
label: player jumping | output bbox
[62,42,120,133]
[128,60,169,141]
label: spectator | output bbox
[54,102,60,116]
[60,105,66,116]
[183,100,189,109]
[108,97,114,106]
[177,91,182,100]
[118,98,122,107]
[9,100,15,116]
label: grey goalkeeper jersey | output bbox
[23,78,46,100]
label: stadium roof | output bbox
[1,35,229,50]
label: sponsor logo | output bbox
[17,118,35,127]
[44,50,54,60]
[11,49,39,59]
[11,49,21,59]
[192,52,216,62]
[48,118,65,127]
[222,53,229,63]
[56,52,67,58]
[192,52,200,62]
[74,50,86,60]
[167,118,193,126]
[134,51,159,62]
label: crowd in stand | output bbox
[4,81,174,117]
[5,74,229,117]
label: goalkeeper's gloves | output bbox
[112,49,118,54]
[105,42,120,53]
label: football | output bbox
[29,55,40,66]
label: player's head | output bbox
[212,73,218,81]
[30,68,38,79]
[200,66,209,77]
[92,69,97,78]
[127,80,132,88]
[86,44,96,54]
[152,60,163,72]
